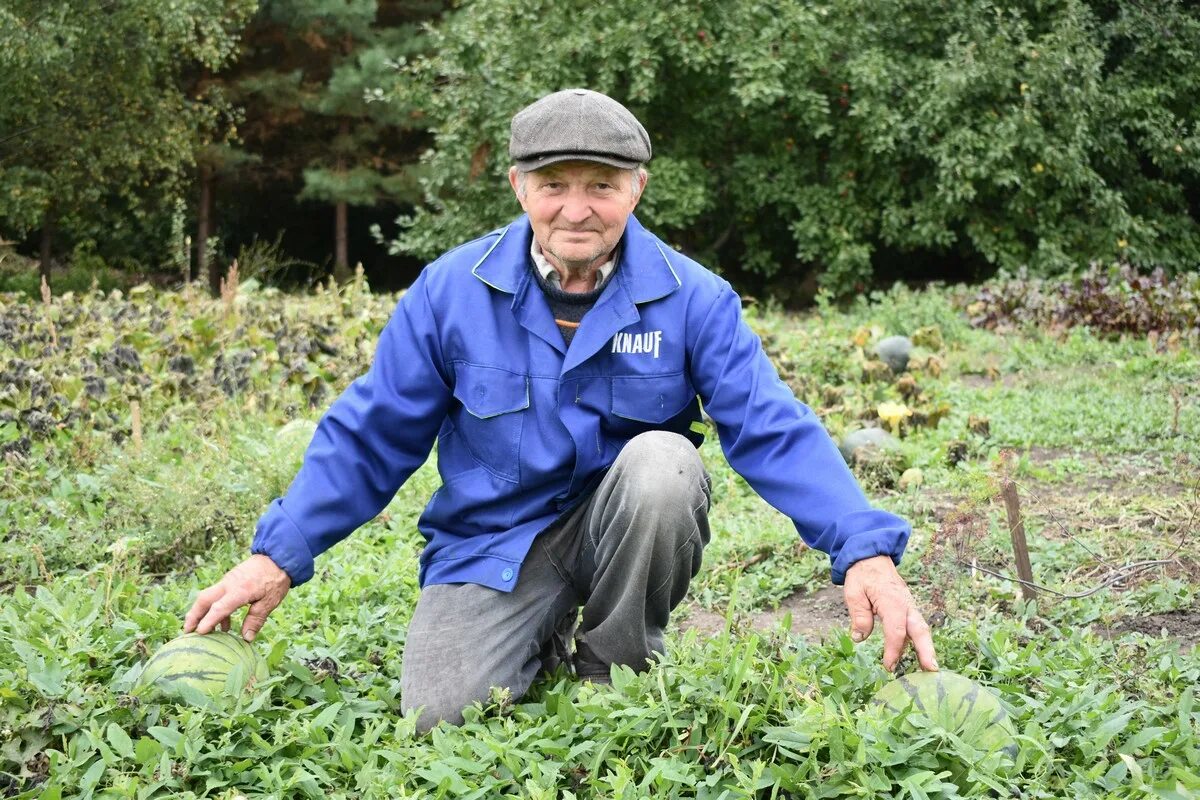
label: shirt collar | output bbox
[472,214,681,305]
[530,237,617,291]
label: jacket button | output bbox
[501,568,514,582]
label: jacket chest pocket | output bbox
[451,363,529,483]
[609,373,698,439]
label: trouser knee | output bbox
[610,431,711,517]
[578,431,712,668]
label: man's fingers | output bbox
[184,556,290,638]
[873,592,907,671]
[241,598,276,642]
[880,600,911,671]
[843,586,876,643]
[842,557,938,673]
[194,594,246,636]
[908,608,939,671]
[183,586,223,633]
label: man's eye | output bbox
[595,183,613,191]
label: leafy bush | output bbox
[0,243,140,297]
[0,278,391,442]
[0,278,394,583]
[383,0,1200,295]
[0,0,254,273]
[964,263,1200,337]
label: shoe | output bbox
[572,637,612,684]
[538,610,579,676]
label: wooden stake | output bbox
[131,399,143,455]
[1000,477,1037,601]
[1170,385,1182,437]
[40,275,57,350]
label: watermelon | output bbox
[838,427,899,463]
[135,631,268,703]
[871,670,1018,764]
[873,335,913,374]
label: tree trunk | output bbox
[39,212,55,286]
[333,117,350,281]
[335,198,348,279]
[198,165,217,293]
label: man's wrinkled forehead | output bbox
[528,160,630,183]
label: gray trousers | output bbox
[400,431,712,732]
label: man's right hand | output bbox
[184,554,292,642]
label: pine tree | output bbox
[226,0,442,283]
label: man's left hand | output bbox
[844,555,938,673]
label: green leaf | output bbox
[78,758,106,793]
[1119,753,1145,788]
[311,700,344,730]
[147,726,183,750]
[105,723,134,759]
[133,735,162,764]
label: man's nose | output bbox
[560,191,592,224]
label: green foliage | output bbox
[223,0,442,273]
[0,0,256,261]
[965,263,1200,337]
[383,0,1200,294]
[3,568,1198,797]
[0,242,127,296]
[233,234,323,288]
[0,278,395,583]
[2,279,1198,797]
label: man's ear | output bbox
[630,169,649,211]
[508,166,526,209]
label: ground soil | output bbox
[679,589,1200,654]
[677,585,849,640]
[1022,447,1193,499]
[959,372,1023,389]
[677,446,1197,653]
[1094,607,1200,652]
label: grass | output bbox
[0,279,1198,798]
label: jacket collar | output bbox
[471,214,681,304]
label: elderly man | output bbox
[185,89,937,731]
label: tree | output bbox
[227,0,440,282]
[382,0,1200,297]
[0,0,256,284]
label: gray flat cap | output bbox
[510,88,651,171]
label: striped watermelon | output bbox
[135,632,268,703]
[871,670,1018,763]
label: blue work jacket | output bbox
[250,214,909,590]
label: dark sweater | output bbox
[530,263,611,347]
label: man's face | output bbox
[509,161,645,271]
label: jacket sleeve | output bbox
[686,282,910,584]
[250,271,451,585]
